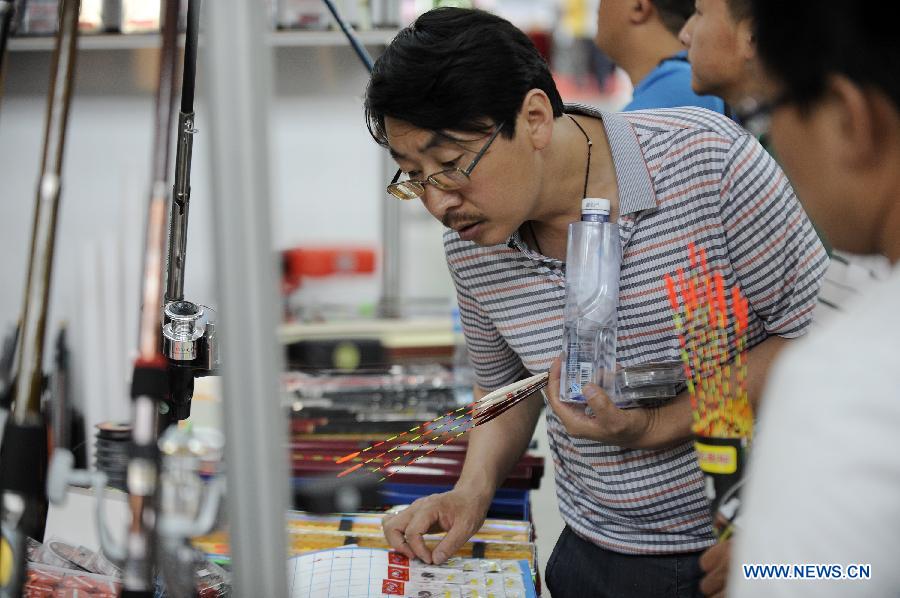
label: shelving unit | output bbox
[7,28,400,51]
[268,28,398,47]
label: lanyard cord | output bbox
[567,114,593,198]
[529,115,594,255]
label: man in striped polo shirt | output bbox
[365,8,826,597]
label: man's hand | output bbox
[545,357,652,447]
[699,539,732,598]
[382,489,491,565]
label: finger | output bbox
[545,379,567,418]
[544,366,566,413]
[699,543,718,571]
[382,510,415,559]
[546,389,586,436]
[545,360,581,419]
[431,518,477,565]
[547,388,597,437]
[698,567,726,597]
[699,539,729,571]
[544,359,563,405]
[403,530,432,564]
[548,356,562,387]
[404,510,439,564]
[548,405,590,438]
[582,384,616,415]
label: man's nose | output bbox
[679,16,694,47]
[420,184,463,221]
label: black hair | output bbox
[753,0,900,111]
[725,0,752,21]
[651,0,695,35]
[364,7,564,147]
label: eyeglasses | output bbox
[733,93,791,139]
[386,122,505,201]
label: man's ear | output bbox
[735,18,757,61]
[827,74,887,169]
[630,0,654,25]
[520,89,555,150]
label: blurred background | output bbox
[0,0,634,587]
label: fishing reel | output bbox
[45,426,226,589]
[160,300,219,425]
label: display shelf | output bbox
[268,28,398,47]
[7,28,399,51]
[279,316,453,349]
[9,32,177,51]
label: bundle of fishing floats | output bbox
[664,242,753,440]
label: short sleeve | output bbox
[718,134,828,337]
[445,239,527,391]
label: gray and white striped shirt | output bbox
[447,105,828,554]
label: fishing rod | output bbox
[0,1,22,430]
[318,0,412,319]
[40,5,221,595]
[0,0,14,95]
[160,0,218,433]
[320,0,374,73]
[164,0,201,306]
[121,0,180,592]
[0,0,80,594]
[49,325,69,454]
[0,324,18,437]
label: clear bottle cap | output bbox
[581,198,611,216]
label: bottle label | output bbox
[567,361,593,397]
[564,331,595,400]
[562,323,616,402]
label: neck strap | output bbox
[567,114,593,198]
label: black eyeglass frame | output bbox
[386,122,506,200]
[733,92,792,139]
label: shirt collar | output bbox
[565,103,658,216]
[633,50,689,95]
[504,104,658,254]
[507,228,559,264]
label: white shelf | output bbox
[279,317,453,349]
[9,32,169,51]
[7,29,399,51]
[268,29,398,47]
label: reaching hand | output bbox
[545,357,651,447]
[382,489,491,565]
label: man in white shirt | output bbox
[729,1,900,596]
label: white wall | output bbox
[0,43,453,431]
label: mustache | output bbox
[442,211,483,230]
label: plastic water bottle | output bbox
[451,307,474,405]
[560,198,622,403]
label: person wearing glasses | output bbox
[678,0,889,293]
[676,3,890,595]
[726,2,900,596]
[366,8,826,597]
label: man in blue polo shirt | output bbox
[595,0,725,113]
